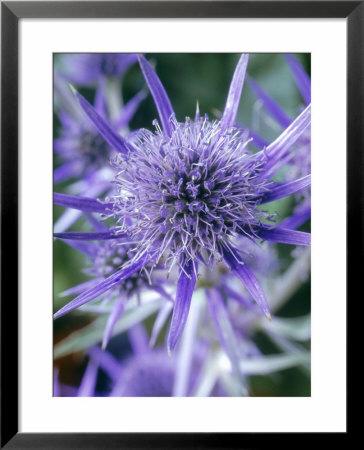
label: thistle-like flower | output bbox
[53,67,146,233]
[247,54,311,220]
[54,257,311,397]
[54,83,144,181]
[57,53,139,86]
[54,54,311,353]
[55,330,183,397]
[54,214,170,350]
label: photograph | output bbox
[1,0,356,444]
[53,52,311,398]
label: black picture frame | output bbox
[1,1,358,448]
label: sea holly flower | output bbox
[199,247,311,396]
[54,215,173,350]
[55,327,193,397]
[55,348,175,397]
[110,350,175,396]
[247,54,310,131]
[53,71,146,233]
[247,54,311,207]
[54,54,311,354]
[54,247,310,397]
[57,53,139,87]
[54,77,146,185]
[56,53,140,124]
[54,106,113,185]
[55,318,310,397]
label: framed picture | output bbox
[1,1,357,447]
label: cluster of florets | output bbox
[85,240,150,296]
[53,54,311,399]
[111,350,175,397]
[58,53,138,85]
[96,54,129,77]
[54,113,111,176]
[111,116,275,270]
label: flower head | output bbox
[54,109,112,183]
[86,240,151,295]
[112,116,274,270]
[54,54,311,353]
[247,54,311,199]
[53,65,146,233]
[57,53,139,86]
[54,220,159,349]
[111,350,175,397]
[54,73,146,185]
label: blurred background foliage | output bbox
[54,53,310,396]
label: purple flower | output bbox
[53,70,146,233]
[57,53,139,86]
[54,71,146,184]
[110,350,175,396]
[54,215,172,350]
[54,331,193,397]
[54,54,311,353]
[247,54,311,196]
[55,248,311,397]
[54,109,113,183]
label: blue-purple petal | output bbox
[54,192,112,213]
[222,245,271,319]
[261,104,311,176]
[54,230,124,241]
[54,253,152,319]
[257,226,311,246]
[285,54,311,105]
[260,175,311,204]
[167,260,197,354]
[71,86,130,154]
[247,76,291,128]
[102,298,125,349]
[138,55,174,137]
[221,54,249,131]
[206,288,246,389]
